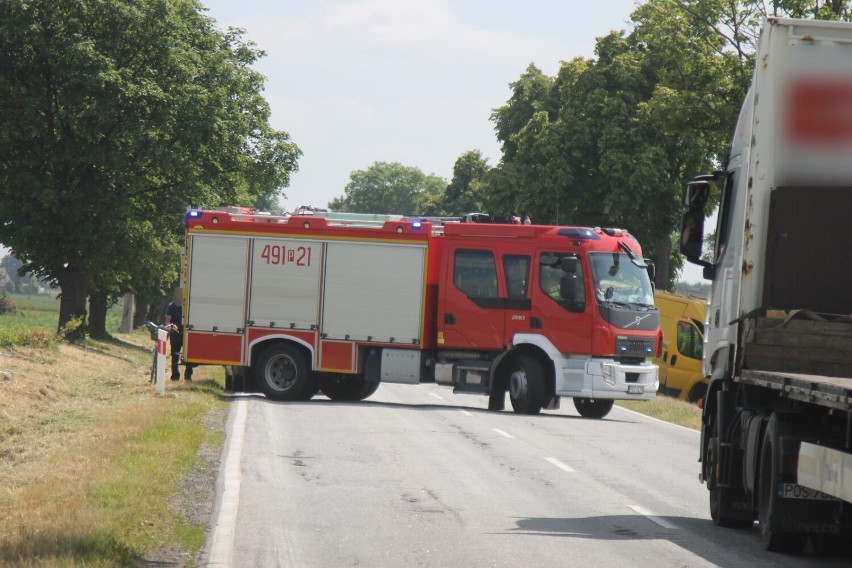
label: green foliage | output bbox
[0,293,60,347]
[329,162,447,215]
[0,0,301,333]
[445,151,491,215]
[0,289,16,315]
[60,316,87,343]
[768,0,852,19]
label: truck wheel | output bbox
[322,375,380,401]
[508,354,545,415]
[255,344,313,402]
[573,398,614,419]
[706,416,755,529]
[758,418,807,553]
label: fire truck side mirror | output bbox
[560,274,577,301]
[560,256,579,274]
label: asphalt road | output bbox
[202,384,851,567]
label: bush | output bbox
[0,327,56,348]
[0,289,16,314]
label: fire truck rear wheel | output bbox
[508,354,545,415]
[572,398,613,419]
[255,344,313,402]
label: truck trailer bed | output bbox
[737,369,852,411]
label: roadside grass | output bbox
[617,395,702,430]
[0,299,227,567]
[0,294,61,348]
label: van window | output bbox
[677,321,702,359]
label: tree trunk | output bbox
[654,236,673,291]
[87,290,108,338]
[147,302,166,325]
[133,295,148,329]
[119,292,134,333]
[57,266,88,340]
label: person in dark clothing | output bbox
[164,289,193,382]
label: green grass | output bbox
[617,396,702,430]
[0,293,126,347]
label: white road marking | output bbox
[459,410,473,417]
[628,505,678,529]
[205,396,248,566]
[492,428,515,439]
[430,392,445,401]
[544,457,576,472]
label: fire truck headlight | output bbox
[602,364,616,386]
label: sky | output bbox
[199,0,641,211]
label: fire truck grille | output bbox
[615,336,655,359]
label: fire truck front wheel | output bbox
[255,344,314,401]
[321,375,380,401]
[508,354,545,415]
[572,398,614,419]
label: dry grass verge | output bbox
[0,332,227,567]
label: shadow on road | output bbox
[507,514,851,567]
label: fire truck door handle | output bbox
[444,313,456,325]
[531,317,542,329]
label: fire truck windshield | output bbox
[589,253,654,307]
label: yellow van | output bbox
[653,290,708,402]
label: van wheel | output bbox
[688,382,708,404]
[758,416,807,553]
[255,344,313,401]
[508,355,545,415]
[573,398,614,419]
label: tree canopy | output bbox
[0,0,301,336]
[329,162,446,216]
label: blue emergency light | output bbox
[184,209,202,226]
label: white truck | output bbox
[681,17,852,554]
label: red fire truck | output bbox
[180,209,661,417]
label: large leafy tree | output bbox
[488,0,761,288]
[0,0,300,337]
[329,161,446,216]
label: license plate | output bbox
[780,483,839,501]
[627,385,644,394]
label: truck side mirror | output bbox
[679,210,704,260]
[684,180,711,208]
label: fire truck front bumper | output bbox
[555,357,659,400]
